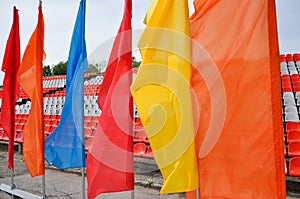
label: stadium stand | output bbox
[281,53,300,178]
[1,54,300,177]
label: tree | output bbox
[52,61,68,76]
[43,65,52,77]
[132,56,141,68]
[88,63,99,73]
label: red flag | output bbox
[18,4,46,177]
[86,0,133,198]
[1,6,20,170]
[188,0,285,198]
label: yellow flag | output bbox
[131,0,199,194]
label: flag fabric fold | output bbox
[189,0,285,198]
[17,4,45,177]
[86,0,134,198]
[130,0,199,194]
[1,6,20,170]
[44,0,87,169]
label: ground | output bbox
[0,144,299,199]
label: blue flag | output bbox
[44,0,88,169]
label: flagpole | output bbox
[42,174,47,199]
[82,168,85,199]
[196,189,199,199]
[39,1,47,198]
[10,168,16,199]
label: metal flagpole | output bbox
[10,168,16,199]
[42,174,47,199]
[196,189,199,199]
[131,190,134,199]
[82,168,85,199]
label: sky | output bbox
[0,0,300,84]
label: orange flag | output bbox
[189,0,285,198]
[18,4,46,177]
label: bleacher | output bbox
[281,53,300,177]
[0,72,154,159]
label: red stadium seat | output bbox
[84,128,93,138]
[281,74,290,80]
[51,120,59,127]
[44,119,51,127]
[45,115,51,120]
[288,141,300,157]
[19,118,26,125]
[85,116,92,121]
[134,130,147,143]
[289,157,300,177]
[1,132,11,141]
[286,122,300,134]
[133,143,146,156]
[44,125,53,135]
[88,120,98,129]
[85,138,93,151]
[134,123,144,132]
[291,74,299,79]
[15,132,24,143]
[15,124,24,132]
[287,131,300,143]
[142,145,154,158]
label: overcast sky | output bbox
[0,0,299,84]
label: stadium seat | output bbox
[285,112,299,122]
[19,118,26,125]
[286,122,300,134]
[15,132,24,143]
[290,70,299,75]
[84,128,93,138]
[294,86,300,92]
[283,92,294,99]
[284,105,298,114]
[85,116,93,121]
[296,92,300,99]
[85,138,93,151]
[287,131,300,143]
[51,120,59,127]
[281,71,289,76]
[134,130,148,143]
[133,143,147,156]
[289,157,300,177]
[281,74,290,80]
[15,124,24,132]
[134,123,144,132]
[88,120,98,129]
[291,74,299,80]
[283,98,296,106]
[1,132,9,141]
[288,141,300,157]
[142,145,154,159]
[282,85,292,91]
[44,125,53,135]
[84,120,89,128]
